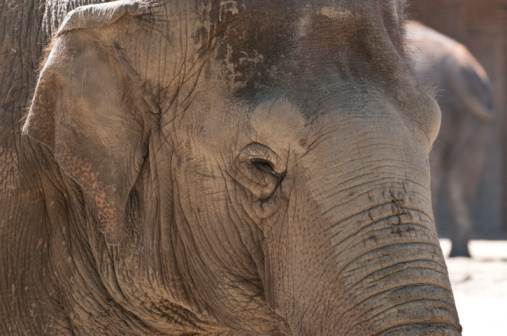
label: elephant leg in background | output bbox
[445,120,491,257]
[446,172,473,257]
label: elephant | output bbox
[408,0,507,236]
[1,1,462,335]
[406,21,494,257]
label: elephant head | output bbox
[23,0,461,335]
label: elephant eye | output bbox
[233,143,285,200]
[251,158,276,175]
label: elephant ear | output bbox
[23,1,152,244]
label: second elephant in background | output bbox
[407,21,494,257]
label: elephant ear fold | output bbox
[23,12,148,245]
[57,0,153,36]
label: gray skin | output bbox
[1,1,461,335]
[407,21,494,258]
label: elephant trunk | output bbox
[297,235,460,335]
[263,130,461,335]
[266,208,461,335]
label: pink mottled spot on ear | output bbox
[54,137,126,245]
[23,80,57,148]
[94,190,126,244]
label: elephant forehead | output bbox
[250,99,307,153]
[187,0,406,84]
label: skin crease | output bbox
[407,21,493,258]
[2,0,461,335]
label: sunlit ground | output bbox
[439,239,507,336]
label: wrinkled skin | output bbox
[407,21,493,258]
[1,1,461,335]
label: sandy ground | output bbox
[439,239,507,336]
